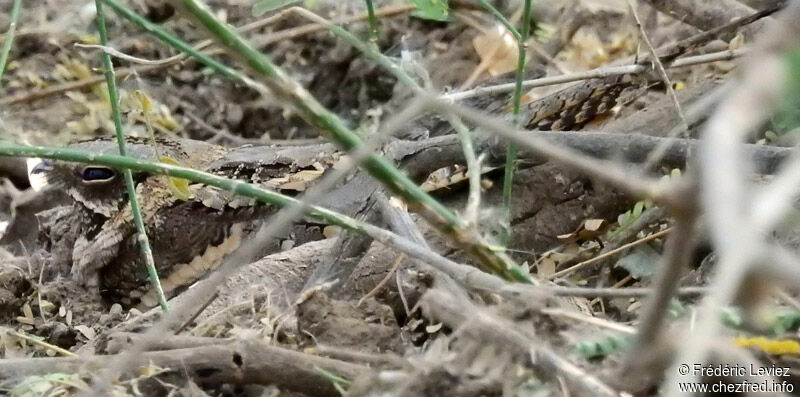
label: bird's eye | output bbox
[81,167,116,183]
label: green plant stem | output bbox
[0,0,22,89]
[4,141,509,294]
[473,0,522,41]
[289,7,419,89]
[169,0,458,223]
[99,0,244,82]
[0,141,534,287]
[102,0,526,281]
[486,0,532,246]
[0,142,396,245]
[446,114,481,224]
[364,0,379,45]
[101,0,453,239]
[287,8,523,276]
[95,0,168,311]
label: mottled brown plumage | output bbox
[34,77,642,306]
[34,137,279,306]
[524,75,641,131]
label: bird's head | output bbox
[29,139,160,217]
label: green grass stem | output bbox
[95,0,168,311]
[0,0,22,89]
[100,0,527,281]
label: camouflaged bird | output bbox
[32,76,641,307]
[33,137,341,307]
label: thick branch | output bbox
[0,339,368,396]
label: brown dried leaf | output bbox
[74,325,96,340]
[472,25,519,76]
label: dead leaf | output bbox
[583,219,607,232]
[426,323,443,333]
[160,157,193,201]
[729,33,745,50]
[74,325,96,340]
[323,226,341,239]
[536,254,559,277]
[472,24,519,76]
[558,218,609,243]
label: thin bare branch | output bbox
[662,4,800,393]
[443,48,745,101]
[422,289,622,397]
[427,97,668,204]
[627,0,690,135]
[548,228,672,280]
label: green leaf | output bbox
[252,0,300,16]
[721,307,743,328]
[616,212,630,227]
[575,334,630,359]
[667,299,686,318]
[770,310,800,334]
[632,201,644,217]
[720,307,800,334]
[408,0,449,21]
[769,49,800,134]
[616,245,660,280]
[533,23,556,44]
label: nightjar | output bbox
[33,137,336,307]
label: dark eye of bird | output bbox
[81,167,116,182]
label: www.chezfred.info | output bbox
[676,363,794,393]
